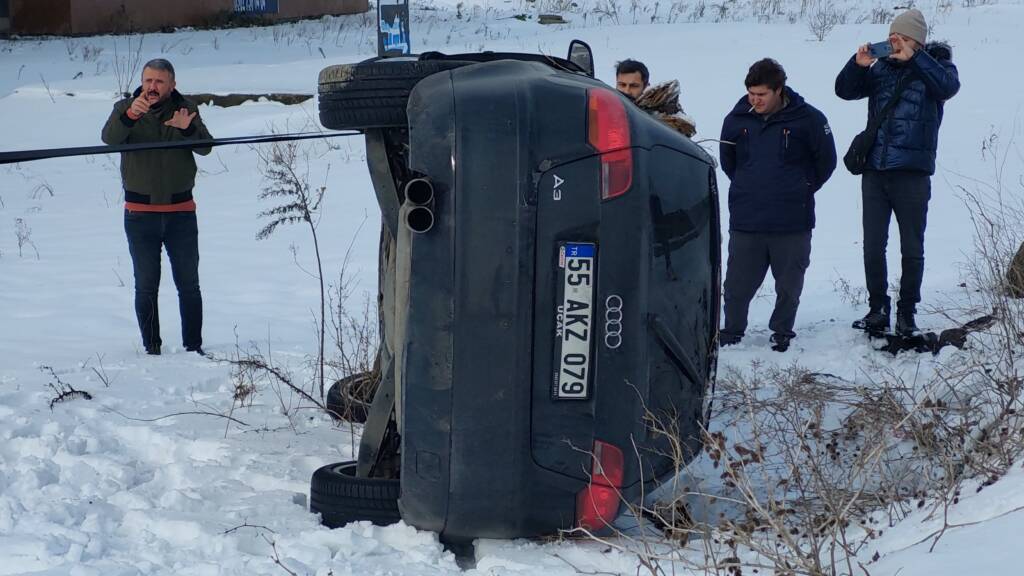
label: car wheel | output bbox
[318,59,473,130]
[325,371,377,423]
[310,461,401,528]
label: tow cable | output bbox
[0,130,360,165]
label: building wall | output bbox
[11,0,369,35]
[0,0,10,33]
[10,0,72,35]
[69,0,220,34]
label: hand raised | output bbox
[127,96,150,120]
[889,37,916,62]
[855,44,876,68]
[164,108,197,130]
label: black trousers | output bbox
[861,170,931,312]
[124,210,203,351]
[722,231,812,339]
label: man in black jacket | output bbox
[835,8,960,336]
[719,59,837,351]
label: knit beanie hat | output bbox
[890,9,928,46]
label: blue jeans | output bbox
[124,210,203,351]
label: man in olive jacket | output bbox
[102,58,213,355]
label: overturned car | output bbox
[309,42,721,543]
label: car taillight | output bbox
[575,440,625,531]
[587,89,633,201]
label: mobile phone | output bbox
[868,41,892,59]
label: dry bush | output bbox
[937,141,1024,485]
[806,0,843,41]
[237,136,378,432]
[253,139,329,399]
[325,257,381,435]
[866,4,894,25]
[221,340,327,430]
[572,341,1024,574]
[42,365,93,409]
[111,32,145,98]
[326,218,378,387]
[689,365,912,575]
[14,217,39,259]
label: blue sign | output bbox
[378,0,411,56]
[235,0,279,14]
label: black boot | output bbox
[852,305,890,334]
[895,308,919,337]
[769,333,791,352]
[720,332,743,346]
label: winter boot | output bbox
[720,332,742,346]
[852,305,890,334]
[895,307,920,337]
[769,333,791,352]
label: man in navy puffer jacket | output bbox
[835,8,960,336]
[719,59,837,351]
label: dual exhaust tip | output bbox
[404,178,434,234]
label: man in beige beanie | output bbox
[890,8,928,47]
[835,9,960,338]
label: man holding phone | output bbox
[835,9,960,337]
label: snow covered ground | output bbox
[1,1,1023,574]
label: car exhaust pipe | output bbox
[404,178,434,206]
[406,206,434,234]
[403,178,435,234]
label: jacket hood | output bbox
[926,41,952,61]
[728,86,809,121]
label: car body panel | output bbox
[393,59,719,541]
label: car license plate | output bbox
[554,243,596,400]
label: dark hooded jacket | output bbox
[101,88,213,205]
[834,43,959,175]
[719,87,837,233]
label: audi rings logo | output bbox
[604,295,624,349]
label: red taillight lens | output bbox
[575,440,625,531]
[587,89,633,200]
[588,89,630,151]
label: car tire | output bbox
[325,372,376,424]
[310,461,401,528]
[318,59,473,130]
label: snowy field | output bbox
[1,0,1023,574]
